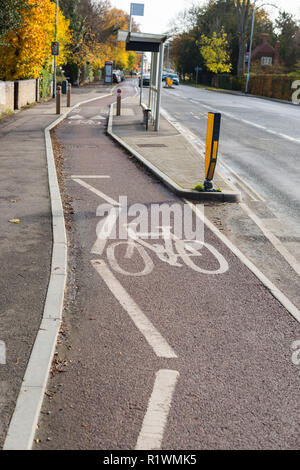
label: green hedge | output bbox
[214,73,300,101]
[248,74,299,101]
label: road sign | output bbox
[194,66,202,72]
[51,41,59,56]
[131,3,144,16]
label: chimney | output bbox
[261,33,269,45]
[274,41,281,64]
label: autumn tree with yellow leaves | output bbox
[199,30,232,74]
[0,0,71,80]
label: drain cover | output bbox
[137,144,167,148]
[66,145,98,149]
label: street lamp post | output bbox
[245,2,278,94]
[52,0,58,98]
[114,14,121,69]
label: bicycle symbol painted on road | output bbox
[91,205,229,277]
[71,178,230,277]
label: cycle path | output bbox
[34,83,300,450]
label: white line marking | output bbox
[71,175,111,179]
[90,115,106,120]
[68,115,84,120]
[218,159,265,202]
[228,176,258,201]
[73,178,119,206]
[135,369,179,450]
[188,201,300,324]
[92,260,177,358]
[91,207,121,255]
[240,202,300,278]
[161,107,265,202]
[192,101,300,145]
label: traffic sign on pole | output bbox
[131,3,144,16]
[51,41,59,56]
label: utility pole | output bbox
[52,0,58,98]
[245,2,278,93]
[114,14,121,69]
[166,42,170,70]
[129,3,133,32]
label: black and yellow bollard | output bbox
[204,112,221,190]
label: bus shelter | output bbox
[117,30,167,131]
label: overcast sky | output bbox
[110,0,300,34]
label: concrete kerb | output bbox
[107,102,240,203]
[3,91,113,451]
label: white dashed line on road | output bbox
[92,260,177,359]
[73,178,120,206]
[135,369,179,450]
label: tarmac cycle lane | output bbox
[35,85,300,450]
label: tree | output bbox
[199,30,232,73]
[0,0,31,42]
[0,0,71,80]
[170,0,274,76]
[276,10,299,69]
[235,0,251,76]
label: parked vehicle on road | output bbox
[138,73,150,87]
[168,73,179,85]
[113,70,121,83]
[118,70,125,81]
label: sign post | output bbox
[194,66,202,87]
[52,0,59,98]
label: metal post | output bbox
[129,3,133,32]
[245,6,256,94]
[148,52,154,110]
[155,42,164,132]
[56,86,61,114]
[167,42,170,70]
[67,83,71,107]
[196,68,198,87]
[52,0,58,98]
[114,14,121,69]
[140,52,144,105]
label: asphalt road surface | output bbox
[158,84,300,238]
[35,81,300,450]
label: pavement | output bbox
[0,82,115,449]
[0,79,299,450]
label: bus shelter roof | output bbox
[117,30,168,52]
